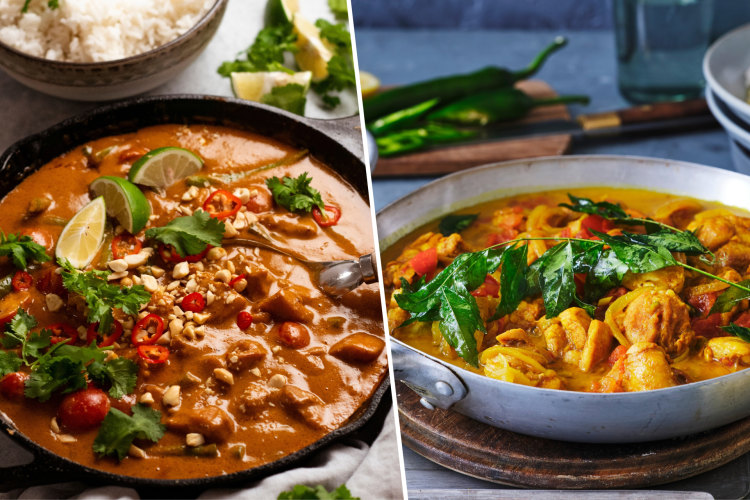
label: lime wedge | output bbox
[90,176,151,234]
[359,71,380,98]
[231,71,312,101]
[293,16,334,82]
[128,147,204,188]
[56,196,107,269]
[265,0,298,26]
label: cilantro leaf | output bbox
[0,231,50,269]
[1,308,36,349]
[93,405,165,461]
[261,83,307,115]
[88,358,138,399]
[24,357,87,401]
[54,342,108,365]
[266,173,326,214]
[59,259,151,334]
[310,20,355,109]
[278,483,358,500]
[710,279,750,314]
[145,209,225,258]
[721,323,750,342]
[328,0,348,20]
[22,329,51,363]
[217,24,297,77]
[0,351,22,376]
[438,214,478,236]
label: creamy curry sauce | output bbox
[385,188,750,393]
[0,124,387,479]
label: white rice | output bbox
[0,0,213,62]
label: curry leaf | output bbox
[438,286,483,367]
[559,194,628,219]
[617,229,707,255]
[585,249,628,302]
[710,279,750,314]
[438,214,478,236]
[538,242,576,318]
[721,323,750,342]
[492,244,528,320]
[591,230,676,273]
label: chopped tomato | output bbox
[237,311,253,330]
[203,190,241,220]
[735,311,750,328]
[576,215,614,239]
[11,271,32,292]
[0,372,28,400]
[131,314,165,346]
[471,275,500,298]
[312,205,342,227]
[278,322,311,349]
[89,320,123,347]
[410,247,438,276]
[111,234,142,260]
[607,345,628,367]
[559,227,572,238]
[181,292,205,313]
[495,208,524,229]
[137,345,169,364]
[692,313,724,338]
[688,292,718,317]
[486,227,518,247]
[47,323,78,345]
[57,387,110,431]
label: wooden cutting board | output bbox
[371,80,572,177]
[396,381,750,489]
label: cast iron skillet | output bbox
[0,95,388,495]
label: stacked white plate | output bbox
[704,23,750,174]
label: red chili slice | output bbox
[159,244,210,263]
[312,205,342,227]
[89,320,124,347]
[237,311,253,330]
[11,271,32,292]
[228,273,246,287]
[131,314,165,346]
[111,234,142,260]
[47,323,78,345]
[181,292,205,313]
[203,190,241,220]
[137,345,169,364]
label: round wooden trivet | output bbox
[397,381,750,489]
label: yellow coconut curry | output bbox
[0,124,386,479]
[385,188,750,393]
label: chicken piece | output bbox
[703,337,750,367]
[559,307,591,350]
[383,232,467,287]
[496,328,536,349]
[280,385,331,430]
[242,263,273,300]
[580,320,614,373]
[653,199,703,230]
[597,342,679,392]
[621,266,685,293]
[338,284,383,321]
[505,298,545,331]
[481,343,563,389]
[540,320,566,357]
[621,288,694,357]
[226,340,266,372]
[716,241,750,271]
[195,271,250,322]
[258,285,313,323]
[258,212,318,238]
[329,333,385,364]
[166,405,235,442]
[238,382,272,415]
[695,216,735,251]
[539,310,613,372]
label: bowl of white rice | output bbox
[0,0,227,101]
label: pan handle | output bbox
[390,340,468,410]
[302,114,365,161]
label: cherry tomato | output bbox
[688,292,719,317]
[471,275,500,298]
[57,387,110,431]
[278,321,310,349]
[11,270,32,292]
[158,244,210,263]
[88,320,124,347]
[203,190,241,219]
[246,188,273,213]
[47,323,78,345]
[410,247,438,277]
[312,205,342,227]
[576,215,615,240]
[0,372,28,400]
[0,291,30,326]
[181,292,205,313]
[237,311,253,330]
[131,314,164,346]
[137,345,169,364]
[228,273,246,287]
[111,233,142,260]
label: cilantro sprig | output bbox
[93,404,165,461]
[217,24,297,76]
[145,209,224,258]
[279,483,358,500]
[266,172,326,214]
[59,259,151,334]
[0,231,50,269]
[395,194,750,366]
[261,83,308,115]
[312,19,356,108]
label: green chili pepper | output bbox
[376,124,477,157]
[368,98,441,136]
[363,37,568,121]
[428,88,590,126]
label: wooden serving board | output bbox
[371,80,572,177]
[396,381,750,490]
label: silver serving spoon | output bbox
[225,237,378,297]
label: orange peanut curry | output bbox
[385,188,750,393]
[0,124,386,479]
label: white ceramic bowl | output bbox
[705,86,750,175]
[704,22,750,126]
[0,0,227,101]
